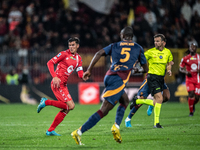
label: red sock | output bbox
[188,97,195,113]
[45,100,69,110]
[48,111,67,132]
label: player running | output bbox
[37,37,84,136]
[130,34,173,128]
[179,43,200,116]
[71,26,148,145]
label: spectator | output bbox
[0,67,6,84]
[26,2,34,16]
[8,5,22,32]
[8,5,22,24]
[0,17,8,45]
[144,7,157,33]
[192,0,200,16]
[181,0,192,25]
[135,1,148,17]
[6,68,19,85]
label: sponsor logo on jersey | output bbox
[190,57,196,60]
[57,53,61,57]
[191,63,197,70]
[70,56,76,60]
[67,65,74,73]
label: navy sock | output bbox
[81,110,103,133]
[115,104,127,125]
[128,105,141,119]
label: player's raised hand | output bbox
[52,76,61,88]
[83,70,91,81]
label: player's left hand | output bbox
[52,77,61,88]
[167,70,172,76]
[83,70,91,81]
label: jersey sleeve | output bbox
[103,43,113,56]
[179,57,185,68]
[168,51,173,63]
[139,47,147,65]
[47,51,66,78]
[144,50,150,61]
[51,51,66,64]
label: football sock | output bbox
[80,110,104,134]
[115,104,127,125]
[136,99,154,106]
[45,100,69,110]
[128,105,142,119]
[188,97,195,113]
[154,103,161,126]
[194,98,199,105]
[48,110,67,132]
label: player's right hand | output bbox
[186,71,192,77]
[52,77,61,88]
[83,70,91,81]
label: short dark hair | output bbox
[68,37,80,44]
[122,26,133,39]
[154,34,166,42]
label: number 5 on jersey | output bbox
[120,48,131,63]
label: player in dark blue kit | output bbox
[71,26,148,145]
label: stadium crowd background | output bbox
[0,0,200,85]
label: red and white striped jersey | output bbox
[180,53,200,83]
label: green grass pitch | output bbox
[0,102,200,150]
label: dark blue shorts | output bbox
[137,79,168,98]
[102,75,127,106]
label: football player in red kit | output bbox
[179,43,200,116]
[37,37,84,136]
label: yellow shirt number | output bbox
[120,48,131,63]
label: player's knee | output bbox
[68,104,75,110]
[67,102,75,110]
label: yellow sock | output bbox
[136,99,154,106]
[154,103,162,126]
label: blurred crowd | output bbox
[0,0,200,85]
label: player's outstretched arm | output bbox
[167,61,173,76]
[85,49,106,75]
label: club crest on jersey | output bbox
[70,56,76,60]
[57,53,61,57]
[159,55,163,59]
